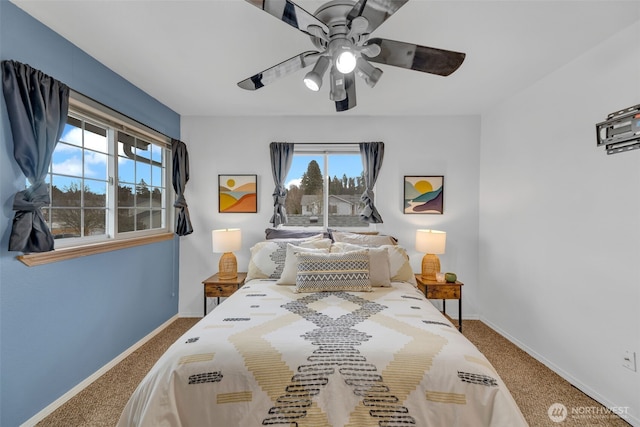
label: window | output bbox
[42,96,171,246]
[284,145,365,228]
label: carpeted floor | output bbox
[36,319,630,426]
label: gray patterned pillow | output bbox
[294,250,371,293]
[330,242,391,287]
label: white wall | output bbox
[179,115,481,318]
[479,21,640,425]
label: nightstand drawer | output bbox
[426,286,460,300]
[204,283,238,298]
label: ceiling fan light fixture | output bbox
[356,57,383,87]
[335,49,357,74]
[303,56,330,91]
[303,75,321,91]
[329,66,347,101]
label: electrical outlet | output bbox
[623,350,637,372]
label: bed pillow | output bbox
[330,242,391,287]
[294,250,371,293]
[246,237,332,281]
[276,244,330,285]
[265,228,330,240]
[331,231,397,247]
[380,245,417,285]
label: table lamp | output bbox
[211,228,242,280]
[416,229,446,280]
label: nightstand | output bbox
[202,272,247,316]
[415,274,464,332]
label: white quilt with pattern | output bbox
[118,280,528,427]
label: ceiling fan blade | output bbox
[335,72,357,112]
[364,38,466,76]
[347,0,409,33]
[238,51,320,90]
[245,0,329,36]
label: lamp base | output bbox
[218,252,237,280]
[421,254,440,281]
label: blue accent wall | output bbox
[0,2,181,425]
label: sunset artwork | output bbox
[404,176,444,214]
[219,175,257,213]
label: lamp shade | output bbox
[211,228,242,253]
[416,229,446,280]
[416,229,446,254]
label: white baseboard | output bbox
[20,314,179,427]
[480,316,639,427]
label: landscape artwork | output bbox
[219,175,257,213]
[404,175,444,214]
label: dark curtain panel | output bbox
[269,142,294,226]
[172,138,193,236]
[2,60,69,252]
[359,141,385,223]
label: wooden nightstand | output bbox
[415,274,464,332]
[202,272,247,316]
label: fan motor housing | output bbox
[310,0,357,49]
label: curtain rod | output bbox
[275,142,380,145]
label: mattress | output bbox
[118,280,527,426]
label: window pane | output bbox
[118,156,135,183]
[84,179,107,207]
[151,144,163,163]
[136,209,151,231]
[118,209,135,232]
[133,143,152,161]
[84,209,106,236]
[51,208,81,238]
[84,150,108,180]
[136,182,151,207]
[51,143,83,176]
[60,119,82,147]
[285,155,323,226]
[151,165,163,187]
[151,209,164,229]
[118,184,135,207]
[51,176,81,207]
[151,187,163,206]
[136,160,151,185]
[327,154,364,228]
[84,122,108,153]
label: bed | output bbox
[118,236,527,426]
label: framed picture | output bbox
[218,174,257,213]
[404,175,444,214]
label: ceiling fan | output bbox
[237,0,466,112]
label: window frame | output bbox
[18,92,174,265]
[285,143,371,231]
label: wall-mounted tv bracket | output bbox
[596,104,640,155]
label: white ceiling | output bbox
[11,0,640,116]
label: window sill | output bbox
[17,232,175,267]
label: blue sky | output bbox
[286,154,362,189]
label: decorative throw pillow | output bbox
[295,250,371,293]
[331,231,397,247]
[265,228,330,240]
[330,242,391,287]
[276,244,330,285]
[246,237,332,281]
[379,245,416,285]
